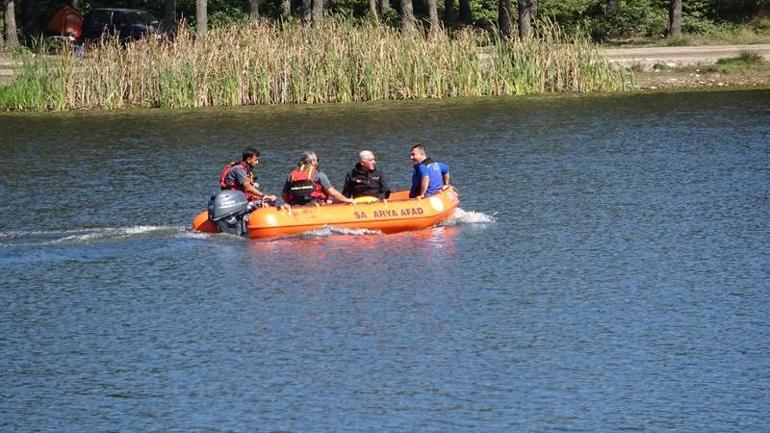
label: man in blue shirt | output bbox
[409,143,450,198]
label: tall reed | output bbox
[0,20,632,111]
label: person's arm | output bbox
[243,181,261,197]
[244,180,276,202]
[342,172,353,198]
[327,186,353,203]
[380,174,391,199]
[281,176,291,203]
[440,163,450,189]
[318,172,353,204]
[441,163,450,186]
[234,166,275,201]
[418,175,430,198]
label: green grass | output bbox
[718,50,766,65]
[711,50,769,74]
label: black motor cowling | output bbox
[207,190,255,236]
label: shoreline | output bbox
[1,86,767,118]
[1,76,767,115]
[633,70,770,91]
[604,43,770,91]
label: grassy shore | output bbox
[0,20,631,112]
[632,51,770,91]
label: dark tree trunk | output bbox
[444,0,455,26]
[401,0,415,31]
[280,0,291,20]
[23,0,38,37]
[668,0,682,38]
[196,0,207,38]
[3,0,19,47]
[458,0,471,24]
[69,0,79,9]
[517,0,535,41]
[164,0,176,31]
[379,0,390,17]
[498,0,511,39]
[427,0,439,31]
[302,0,311,23]
[311,0,324,25]
[248,0,259,23]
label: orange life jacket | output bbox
[219,161,259,201]
[285,165,328,204]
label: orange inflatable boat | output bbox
[192,187,460,239]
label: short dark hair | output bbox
[242,147,260,161]
[411,143,427,153]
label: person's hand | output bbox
[259,194,276,206]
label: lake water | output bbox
[1,90,769,432]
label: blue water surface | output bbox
[1,90,769,432]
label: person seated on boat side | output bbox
[408,143,450,198]
[342,150,392,200]
[282,151,354,206]
[220,147,278,206]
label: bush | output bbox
[539,0,667,41]
[748,14,770,31]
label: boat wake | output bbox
[292,208,494,239]
[440,208,496,227]
[0,225,195,248]
[300,226,383,238]
[1,208,494,247]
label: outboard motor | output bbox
[207,190,255,237]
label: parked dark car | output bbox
[83,8,164,42]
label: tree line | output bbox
[2,0,769,48]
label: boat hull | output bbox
[192,188,460,239]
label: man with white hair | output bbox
[282,151,353,205]
[342,150,391,200]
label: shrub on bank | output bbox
[0,20,631,112]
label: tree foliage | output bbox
[4,0,769,43]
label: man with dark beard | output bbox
[220,147,277,205]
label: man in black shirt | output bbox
[342,150,391,200]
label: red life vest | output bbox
[285,165,328,204]
[219,161,259,201]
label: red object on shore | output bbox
[47,7,83,40]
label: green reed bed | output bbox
[0,21,632,111]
